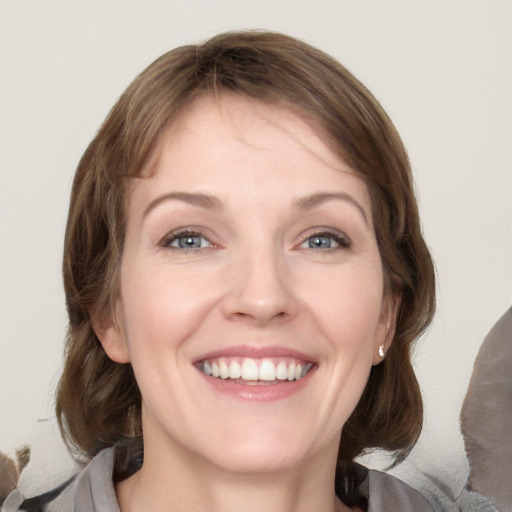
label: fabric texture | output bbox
[73,449,118,512]
[72,447,434,512]
[460,306,512,512]
[417,477,499,512]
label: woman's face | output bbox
[101,94,392,473]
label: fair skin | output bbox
[97,94,395,512]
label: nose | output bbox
[221,247,298,326]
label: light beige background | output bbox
[1,0,511,496]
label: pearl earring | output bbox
[378,345,385,358]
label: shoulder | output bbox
[75,450,434,512]
[364,468,434,512]
[74,447,120,512]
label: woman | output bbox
[56,31,435,512]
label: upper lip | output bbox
[193,345,316,364]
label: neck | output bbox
[116,436,352,512]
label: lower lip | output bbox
[198,369,315,402]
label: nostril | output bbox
[221,267,298,325]
[228,309,290,326]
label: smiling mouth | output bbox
[196,357,314,385]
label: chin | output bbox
[208,444,305,475]
[194,423,319,475]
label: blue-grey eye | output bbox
[162,229,214,250]
[176,235,205,248]
[307,235,334,249]
[300,231,349,250]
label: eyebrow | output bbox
[142,190,369,225]
[142,192,223,218]
[294,192,369,225]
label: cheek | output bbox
[120,265,222,357]
[299,265,384,344]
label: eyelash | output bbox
[299,228,351,251]
[159,228,214,252]
[158,227,351,253]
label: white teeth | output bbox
[259,359,276,381]
[287,362,296,381]
[275,361,288,380]
[241,358,259,380]
[219,360,230,379]
[200,357,313,382]
[229,360,241,379]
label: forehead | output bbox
[128,93,371,214]
[150,93,354,173]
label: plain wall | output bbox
[1,0,511,496]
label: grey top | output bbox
[73,448,434,512]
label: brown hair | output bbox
[56,29,435,500]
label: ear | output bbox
[92,300,131,364]
[372,291,402,365]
